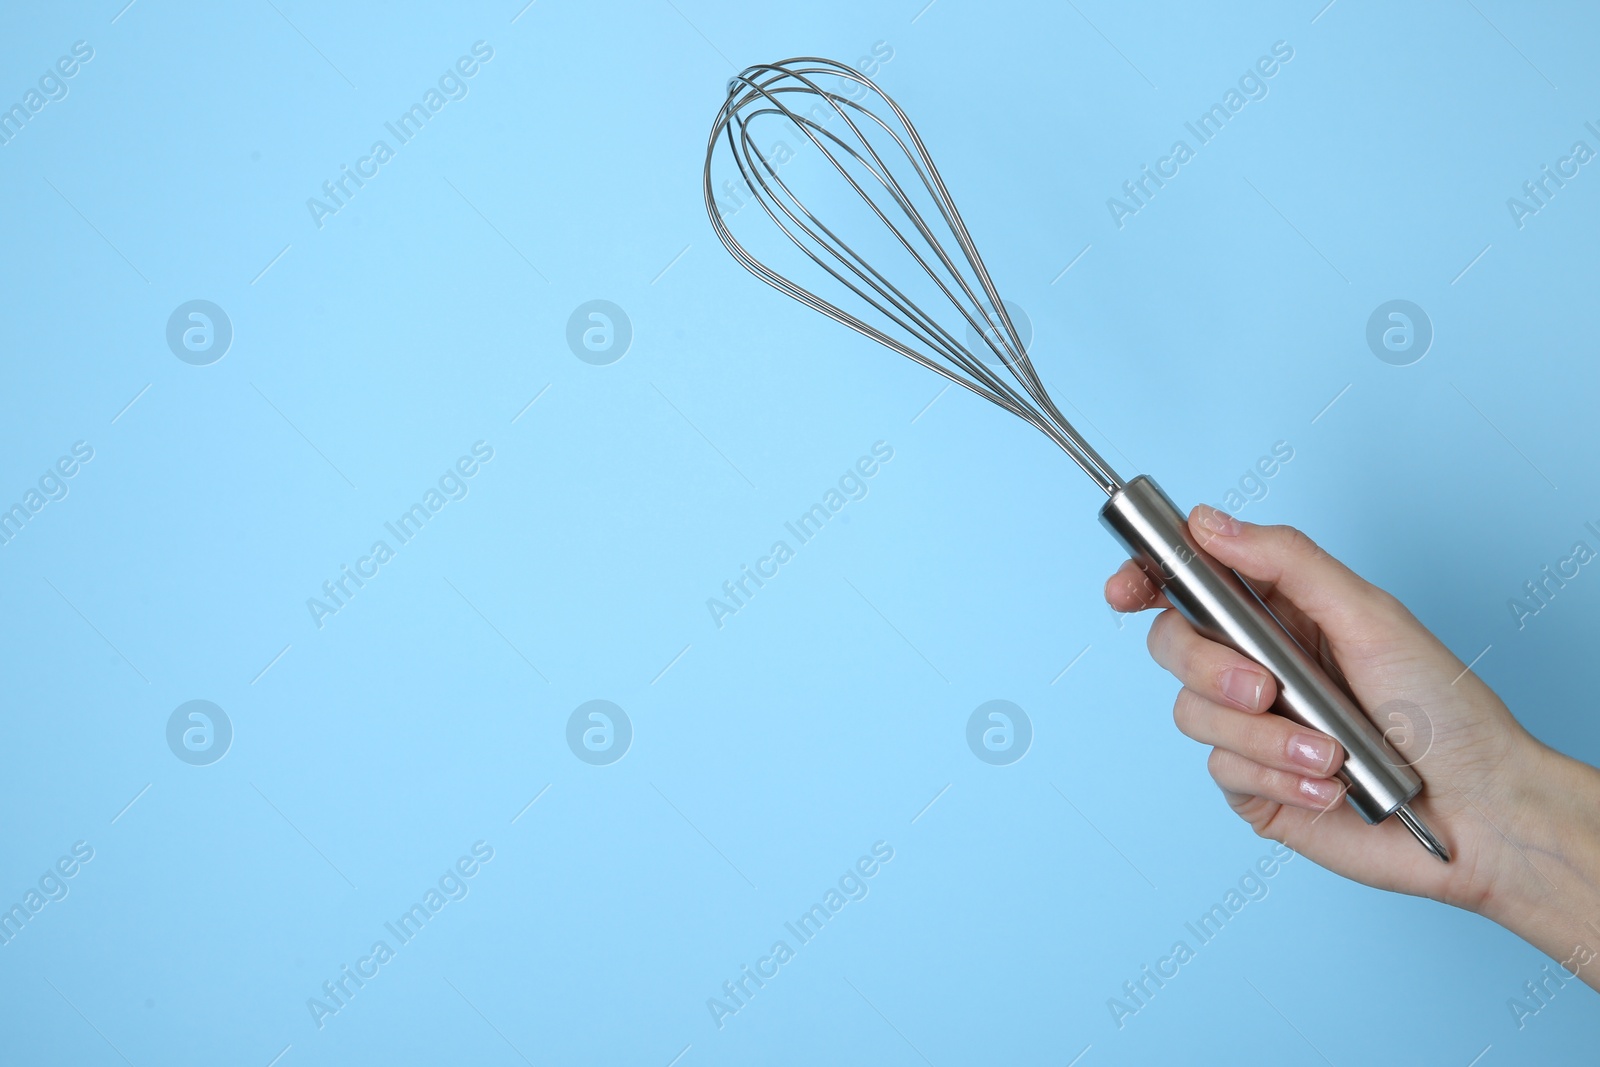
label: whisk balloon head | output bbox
[703,57,1121,493]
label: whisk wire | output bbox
[705,57,1123,494]
[730,74,1039,414]
[729,105,1030,422]
[727,90,1037,421]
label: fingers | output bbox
[1104,507,1411,649]
[1146,609,1279,713]
[1207,747,1345,812]
[1103,559,1170,613]
[1173,688,1344,779]
[1185,505,1410,645]
[1149,611,1345,810]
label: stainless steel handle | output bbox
[1099,475,1424,826]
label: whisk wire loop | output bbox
[704,57,1122,494]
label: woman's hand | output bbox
[1104,506,1600,983]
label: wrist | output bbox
[1473,739,1600,982]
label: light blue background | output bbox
[2,1,1598,1064]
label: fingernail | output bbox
[1299,777,1343,807]
[1289,733,1336,773]
[1198,506,1241,537]
[1220,668,1266,711]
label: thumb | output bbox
[1186,504,1410,649]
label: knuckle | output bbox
[1208,658,1242,705]
[1171,689,1203,735]
[1230,793,1281,837]
[1151,611,1216,687]
[1124,565,1161,608]
[1243,718,1287,764]
[1251,763,1295,799]
[1182,637,1216,687]
[1249,803,1289,841]
[1371,586,1400,612]
[1144,611,1164,657]
[1281,525,1327,563]
[1210,745,1290,798]
[1369,586,1410,623]
[1147,609,1184,663]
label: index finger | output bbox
[1104,559,1171,613]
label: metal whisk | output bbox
[703,57,1449,863]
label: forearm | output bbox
[1476,744,1600,991]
